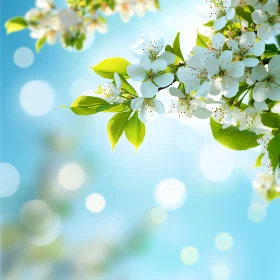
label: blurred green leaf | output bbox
[5,17,28,34]
[173,32,184,61]
[36,36,47,53]
[267,134,280,171]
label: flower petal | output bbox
[267,83,280,101]
[221,77,239,98]
[250,41,265,56]
[114,73,121,89]
[219,51,233,70]
[242,58,259,67]
[226,8,235,20]
[252,10,267,24]
[159,51,176,64]
[131,97,144,110]
[209,78,222,95]
[257,23,274,41]
[227,61,245,78]
[154,73,174,87]
[268,55,280,77]
[240,32,256,48]
[214,16,227,30]
[254,101,268,112]
[193,107,211,119]
[140,56,152,71]
[154,99,165,114]
[212,33,225,50]
[169,87,185,98]
[152,59,167,72]
[196,81,209,97]
[205,58,220,76]
[127,64,146,81]
[252,65,268,81]
[140,80,158,98]
[253,82,268,102]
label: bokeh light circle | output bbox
[248,204,266,223]
[155,178,187,211]
[14,47,34,68]
[215,232,233,251]
[0,163,20,197]
[58,162,85,190]
[200,144,235,182]
[86,193,106,213]
[212,263,232,280]
[20,200,53,232]
[20,80,55,116]
[150,207,167,224]
[180,247,199,265]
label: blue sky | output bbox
[1,1,280,279]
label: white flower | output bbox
[272,102,280,113]
[177,55,210,97]
[247,0,278,13]
[253,173,274,194]
[194,32,226,60]
[205,50,245,97]
[58,9,81,28]
[127,56,174,98]
[131,35,175,63]
[252,9,280,40]
[84,16,108,34]
[227,32,265,67]
[131,97,165,123]
[36,0,53,10]
[168,87,211,124]
[116,0,134,22]
[238,101,268,132]
[252,56,280,102]
[94,73,121,102]
[197,0,236,30]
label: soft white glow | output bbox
[86,193,106,213]
[58,162,85,190]
[30,215,61,246]
[20,80,55,116]
[248,203,266,223]
[14,47,34,68]
[0,163,20,197]
[200,144,235,182]
[150,207,167,224]
[20,200,53,231]
[189,118,212,136]
[215,232,233,251]
[212,263,232,280]
[70,76,97,100]
[155,178,187,211]
[177,132,196,152]
[180,247,199,265]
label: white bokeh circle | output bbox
[180,247,199,265]
[248,203,267,223]
[212,263,232,280]
[14,47,34,68]
[20,80,55,116]
[86,193,106,213]
[200,144,235,182]
[155,178,187,211]
[0,163,20,197]
[58,162,85,190]
[215,232,233,251]
[150,207,167,224]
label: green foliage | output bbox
[235,6,254,24]
[261,112,280,129]
[36,36,47,53]
[119,75,137,96]
[263,44,280,59]
[196,32,210,48]
[254,153,265,168]
[5,17,28,34]
[154,0,160,9]
[75,33,86,50]
[92,57,131,79]
[173,32,184,62]
[107,110,132,150]
[125,111,146,149]
[210,118,259,150]
[267,134,280,172]
[267,187,280,202]
[70,96,111,115]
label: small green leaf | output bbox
[261,112,280,129]
[235,6,253,24]
[75,34,86,50]
[263,44,280,58]
[107,110,132,150]
[267,134,280,172]
[254,153,265,168]
[36,36,47,53]
[119,75,137,96]
[165,45,174,53]
[203,20,214,27]
[125,111,146,149]
[104,101,131,113]
[196,31,211,48]
[91,57,130,79]
[173,32,184,61]
[70,96,111,115]
[267,187,280,202]
[154,0,160,9]
[5,17,28,34]
[210,118,260,150]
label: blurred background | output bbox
[1,1,280,279]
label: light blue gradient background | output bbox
[1,0,280,279]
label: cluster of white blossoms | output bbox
[6,0,159,51]
[70,0,280,201]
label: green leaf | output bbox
[165,45,174,54]
[104,101,131,113]
[91,57,130,79]
[254,153,265,168]
[35,36,47,53]
[75,34,86,50]
[267,187,280,202]
[263,44,280,58]
[173,32,184,61]
[70,96,111,115]
[107,110,132,150]
[210,118,260,150]
[235,6,253,24]
[267,134,280,171]
[196,31,211,48]
[154,0,160,9]
[119,75,137,96]
[125,111,146,149]
[261,112,280,129]
[203,20,214,27]
[5,17,28,34]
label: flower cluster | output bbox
[68,0,280,202]
[5,0,159,51]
